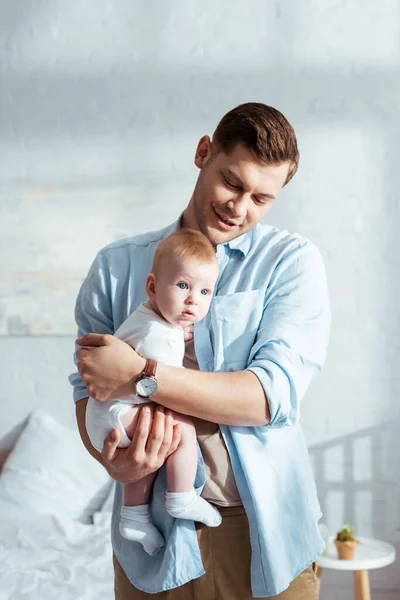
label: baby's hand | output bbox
[183,324,194,342]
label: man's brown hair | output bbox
[152,229,217,274]
[212,102,299,185]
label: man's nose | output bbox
[227,195,247,218]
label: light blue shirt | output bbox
[69,218,330,597]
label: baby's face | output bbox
[154,256,219,328]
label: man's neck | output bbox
[181,203,198,231]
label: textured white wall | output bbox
[1,1,399,597]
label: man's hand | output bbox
[101,405,181,483]
[76,333,145,402]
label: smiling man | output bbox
[71,103,330,599]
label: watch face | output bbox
[136,376,158,398]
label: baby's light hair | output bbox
[152,229,217,274]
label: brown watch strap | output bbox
[143,358,157,377]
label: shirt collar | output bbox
[166,214,254,258]
[223,229,253,258]
[161,216,182,238]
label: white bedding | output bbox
[0,509,114,599]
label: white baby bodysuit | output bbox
[86,304,185,452]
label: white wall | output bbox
[1,1,399,598]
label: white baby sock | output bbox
[119,504,165,555]
[165,489,222,527]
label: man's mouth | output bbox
[213,207,239,231]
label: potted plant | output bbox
[334,525,359,560]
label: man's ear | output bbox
[194,135,212,169]
[146,273,156,297]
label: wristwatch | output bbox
[134,358,158,398]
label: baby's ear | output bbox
[146,273,156,297]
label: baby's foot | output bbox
[165,489,222,527]
[120,505,164,555]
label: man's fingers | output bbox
[167,424,182,458]
[76,348,93,363]
[146,406,166,456]
[130,405,152,454]
[158,410,174,457]
[101,428,120,462]
[76,333,111,347]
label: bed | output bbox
[0,410,115,599]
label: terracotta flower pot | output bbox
[334,539,359,560]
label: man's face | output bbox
[183,138,290,246]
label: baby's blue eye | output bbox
[201,289,209,295]
[178,282,188,290]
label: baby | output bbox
[85,228,221,555]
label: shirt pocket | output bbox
[211,289,265,371]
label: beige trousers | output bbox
[114,506,318,600]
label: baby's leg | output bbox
[119,403,155,506]
[165,414,221,527]
[119,404,142,441]
[118,404,164,554]
[165,414,197,493]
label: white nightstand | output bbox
[316,536,396,600]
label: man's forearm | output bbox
[154,365,271,426]
[75,334,271,425]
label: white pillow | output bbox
[0,409,112,523]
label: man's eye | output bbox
[224,176,241,190]
[201,289,209,295]
[178,282,188,289]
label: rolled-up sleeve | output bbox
[246,240,330,428]
[68,250,114,403]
